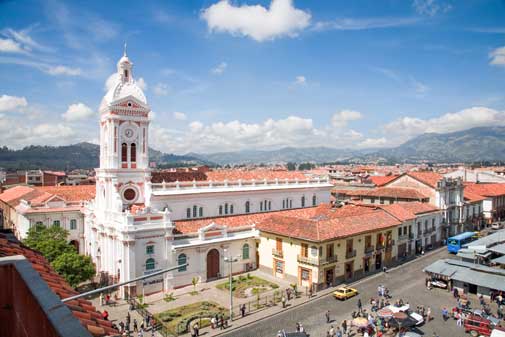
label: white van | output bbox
[491,329,505,337]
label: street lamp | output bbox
[223,248,240,321]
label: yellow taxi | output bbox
[333,286,358,300]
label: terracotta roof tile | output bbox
[35,185,95,202]
[334,187,428,200]
[0,233,117,336]
[205,169,307,181]
[464,182,505,197]
[368,175,399,186]
[380,202,440,221]
[406,171,442,188]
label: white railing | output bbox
[151,177,331,192]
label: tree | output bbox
[52,252,95,287]
[24,224,73,262]
[286,162,297,171]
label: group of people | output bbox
[114,310,156,337]
[210,314,229,330]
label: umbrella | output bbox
[352,317,369,328]
[377,308,394,318]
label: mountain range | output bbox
[1,126,505,170]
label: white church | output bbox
[84,50,333,298]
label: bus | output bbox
[447,232,476,253]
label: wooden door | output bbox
[207,249,220,279]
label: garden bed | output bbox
[216,274,279,298]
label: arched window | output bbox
[245,201,250,213]
[260,201,263,211]
[289,199,293,208]
[282,199,285,209]
[224,203,229,215]
[268,201,272,210]
[301,196,305,207]
[186,208,191,219]
[193,205,197,218]
[178,254,187,272]
[219,205,223,215]
[242,243,250,259]
[145,258,155,270]
[312,195,317,206]
[130,143,136,162]
[199,207,203,217]
[121,143,127,162]
[230,204,234,214]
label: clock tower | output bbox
[96,47,151,211]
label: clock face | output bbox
[124,128,134,138]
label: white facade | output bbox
[84,51,333,297]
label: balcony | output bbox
[272,248,284,259]
[346,249,357,259]
[376,244,385,251]
[398,234,409,241]
[297,255,338,266]
[364,245,375,254]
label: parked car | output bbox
[491,223,502,230]
[409,312,424,326]
[473,309,501,326]
[465,314,495,337]
[491,327,505,337]
[333,286,358,300]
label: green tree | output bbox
[51,252,96,287]
[286,162,297,171]
[24,224,73,262]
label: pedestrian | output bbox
[119,321,125,332]
[326,310,330,323]
[219,315,224,330]
[383,266,387,273]
[453,288,459,298]
[357,298,362,312]
[329,325,335,336]
[102,310,109,321]
[342,319,347,335]
[296,322,301,332]
[140,321,144,332]
[211,316,216,329]
[286,288,291,301]
[456,312,463,327]
[241,303,246,317]
[308,286,313,298]
[133,319,138,332]
[326,330,331,337]
[126,311,131,324]
[299,323,305,333]
[336,327,342,337]
[442,307,448,321]
[106,293,111,305]
[193,322,199,337]
[282,295,287,308]
[427,307,432,322]
[99,293,104,306]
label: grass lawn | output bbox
[154,301,227,335]
[216,274,279,298]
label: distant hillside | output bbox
[190,126,505,165]
[0,142,208,170]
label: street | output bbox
[221,248,466,337]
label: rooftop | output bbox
[380,202,440,221]
[333,187,429,200]
[464,182,505,197]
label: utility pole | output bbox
[223,249,240,321]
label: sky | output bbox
[0,0,504,154]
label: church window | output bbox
[178,254,187,272]
[245,201,250,213]
[242,244,250,260]
[301,196,305,207]
[260,201,263,211]
[219,205,223,215]
[289,199,292,208]
[35,221,43,226]
[282,199,285,209]
[146,245,154,255]
[193,205,197,218]
[53,220,60,227]
[230,204,234,214]
[121,143,127,162]
[224,203,229,215]
[186,208,191,219]
[70,219,77,230]
[124,69,129,79]
[199,207,203,217]
[268,201,271,210]
[312,195,317,206]
[145,258,155,270]
[130,143,136,162]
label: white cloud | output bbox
[201,0,311,42]
[294,75,306,85]
[358,137,388,148]
[0,95,28,112]
[331,110,363,128]
[104,73,119,91]
[32,123,74,138]
[211,62,228,75]
[137,77,148,91]
[62,102,94,122]
[314,17,420,31]
[45,65,82,76]
[490,46,505,66]
[384,107,505,143]
[153,83,170,96]
[173,111,187,121]
[412,0,452,16]
[0,38,25,53]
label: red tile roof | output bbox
[35,185,96,202]
[257,205,401,242]
[464,182,505,197]
[406,171,442,188]
[334,187,429,200]
[151,171,207,183]
[205,169,307,181]
[0,185,34,203]
[464,190,487,203]
[380,202,440,221]
[369,175,399,187]
[0,233,117,336]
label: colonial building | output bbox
[84,50,333,297]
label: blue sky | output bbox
[0,0,504,154]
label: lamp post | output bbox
[223,249,240,321]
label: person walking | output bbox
[456,313,463,327]
[336,327,342,337]
[357,298,362,312]
[342,319,347,335]
[442,307,448,321]
[427,307,432,322]
[99,293,104,306]
[240,304,246,317]
[325,310,331,323]
[282,295,287,308]
[329,325,335,336]
[133,319,138,333]
[193,322,199,336]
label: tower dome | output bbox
[99,46,147,112]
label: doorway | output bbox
[375,253,382,270]
[325,268,334,288]
[345,261,353,280]
[206,249,220,280]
